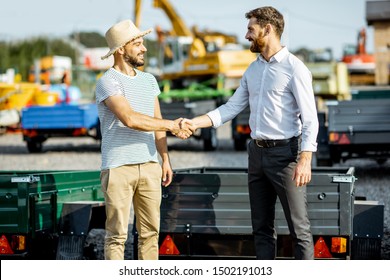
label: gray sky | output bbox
[0,0,375,59]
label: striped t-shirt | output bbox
[95,68,160,170]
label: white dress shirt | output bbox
[207,47,318,152]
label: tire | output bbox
[27,140,43,153]
[83,228,106,260]
[95,119,102,140]
[56,235,87,260]
[203,128,218,151]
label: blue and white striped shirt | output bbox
[95,68,160,170]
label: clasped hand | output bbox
[171,118,196,139]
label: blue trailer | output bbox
[21,103,100,153]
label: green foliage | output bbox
[0,33,160,81]
[0,37,77,80]
[70,32,107,48]
[0,31,109,80]
[0,42,10,73]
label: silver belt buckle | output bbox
[255,140,264,148]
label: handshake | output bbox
[171,118,197,139]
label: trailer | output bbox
[159,99,220,151]
[0,170,106,260]
[21,103,100,153]
[156,167,384,260]
[324,97,390,165]
[0,167,384,260]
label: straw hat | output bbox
[101,19,152,60]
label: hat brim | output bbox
[101,28,153,60]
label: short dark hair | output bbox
[245,6,284,38]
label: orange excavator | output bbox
[342,28,375,75]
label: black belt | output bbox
[254,137,297,148]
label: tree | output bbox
[0,37,77,80]
[0,42,10,73]
[70,32,106,48]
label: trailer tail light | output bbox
[72,128,87,136]
[329,132,350,144]
[22,129,38,138]
[329,132,339,143]
[314,237,332,258]
[236,125,251,134]
[11,235,26,251]
[159,235,180,255]
[331,237,347,253]
[0,235,14,254]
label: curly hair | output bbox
[245,6,284,39]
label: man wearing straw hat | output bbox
[95,19,191,260]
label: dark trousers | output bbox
[247,138,314,260]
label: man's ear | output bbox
[265,24,271,35]
[117,46,125,55]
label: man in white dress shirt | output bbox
[185,6,319,259]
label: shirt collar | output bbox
[257,46,289,63]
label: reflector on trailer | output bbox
[159,234,180,255]
[331,237,347,253]
[338,133,351,145]
[0,235,14,254]
[314,237,332,258]
[12,235,26,251]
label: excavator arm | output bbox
[134,0,192,36]
[134,0,142,28]
[152,0,192,37]
[134,0,206,57]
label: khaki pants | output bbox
[100,162,162,260]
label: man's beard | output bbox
[249,37,265,53]
[123,52,144,68]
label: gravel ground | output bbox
[0,122,389,259]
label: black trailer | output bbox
[159,100,219,151]
[156,167,384,260]
[324,98,390,164]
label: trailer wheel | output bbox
[84,229,105,259]
[203,128,218,151]
[27,140,43,153]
